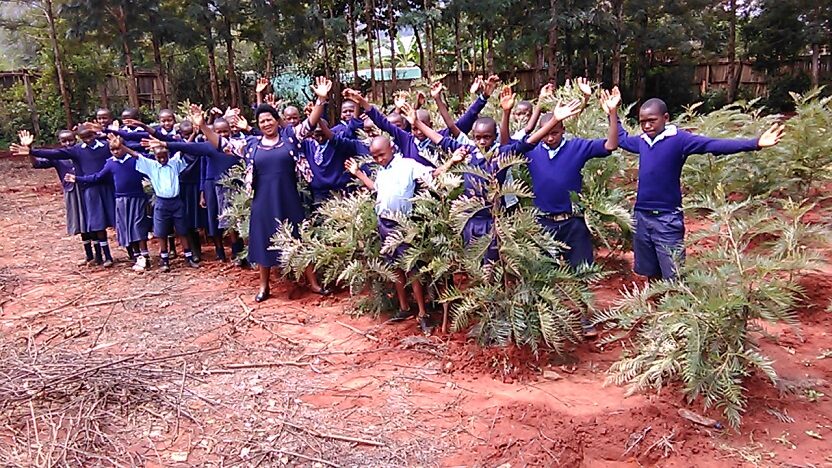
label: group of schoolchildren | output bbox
[11,74,785,335]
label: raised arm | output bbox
[526,99,583,146]
[431,82,460,137]
[499,86,514,146]
[302,76,332,134]
[255,77,269,107]
[452,74,499,136]
[402,102,446,146]
[344,88,413,147]
[683,122,784,156]
[617,119,642,154]
[189,104,220,149]
[525,83,554,135]
[600,87,621,151]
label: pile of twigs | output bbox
[0,342,198,467]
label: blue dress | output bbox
[245,128,305,267]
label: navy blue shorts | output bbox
[633,209,685,279]
[377,217,409,264]
[462,215,499,264]
[154,197,188,239]
[538,216,594,269]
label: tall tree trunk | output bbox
[151,33,169,109]
[611,0,623,86]
[222,13,238,108]
[376,27,386,104]
[388,0,397,90]
[479,31,486,74]
[22,71,40,134]
[725,0,738,102]
[547,0,558,81]
[595,51,603,82]
[43,0,72,127]
[810,43,820,88]
[534,44,543,89]
[206,28,221,107]
[320,0,332,78]
[423,0,434,76]
[112,6,139,108]
[454,13,463,82]
[265,48,273,77]
[486,28,494,75]
[635,12,649,101]
[348,2,360,85]
[365,0,376,99]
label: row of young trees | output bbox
[0,0,830,137]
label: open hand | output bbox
[64,173,76,183]
[311,76,332,100]
[539,83,555,100]
[499,85,515,111]
[84,121,104,133]
[141,136,166,151]
[189,104,205,127]
[400,102,417,125]
[758,123,785,148]
[553,99,583,122]
[256,77,270,94]
[107,133,123,150]
[342,88,366,107]
[430,82,445,99]
[123,118,146,129]
[483,75,501,98]
[10,143,30,156]
[393,91,410,110]
[599,86,621,115]
[469,75,484,95]
[344,158,360,175]
[18,130,34,146]
[576,77,593,97]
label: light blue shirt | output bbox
[375,154,432,217]
[135,154,187,198]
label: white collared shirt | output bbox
[375,154,432,216]
[80,140,105,150]
[640,125,678,148]
[542,139,567,159]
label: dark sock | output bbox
[231,238,243,257]
[126,244,135,260]
[82,236,94,260]
[214,237,226,260]
[93,241,103,263]
[140,250,150,259]
[168,236,177,255]
[99,240,113,261]
[191,231,202,254]
[161,252,170,265]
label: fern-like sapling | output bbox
[602,190,827,428]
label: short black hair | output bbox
[159,109,175,118]
[539,112,565,129]
[254,103,281,122]
[641,98,668,115]
[56,129,75,139]
[472,117,497,134]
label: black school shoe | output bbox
[186,257,200,268]
[390,308,416,322]
[418,314,434,336]
[254,289,270,302]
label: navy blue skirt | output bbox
[64,188,86,236]
[202,180,221,236]
[115,196,150,245]
[462,214,499,264]
[377,217,409,264]
[81,183,116,232]
[180,182,207,231]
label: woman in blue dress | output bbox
[194,77,332,302]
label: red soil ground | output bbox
[1,155,830,467]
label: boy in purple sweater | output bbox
[620,98,784,280]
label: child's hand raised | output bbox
[416,91,426,109]
[575,77,593,97]
[430,82,445,99]
[9,143,30,156]
[469,75,484,95]
[189,104,205,127]
[344,158,360,175]
[483,75,501,98]
[107,133,123,150]
[758,123,785,148]
[311,76,332,100]
[342,88,366,106]
[553,99,583,122]
[400,102,416,125]
[539,83,555,100]
[499,85,515,111]
[393,91,410,110]
[599,86,621,115]
[64,173,76,183]
[141,136,166,151]
[18,130,34,146]
[256,77,270,94]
